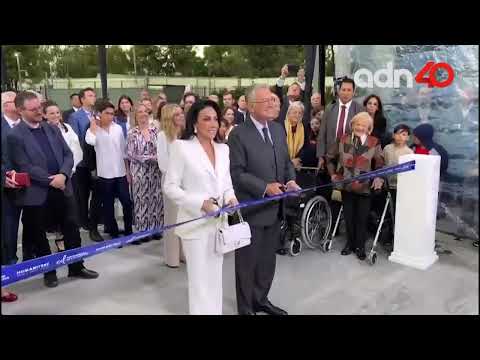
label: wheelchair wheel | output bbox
[368,252,377,266]
[289,238,302,256]
[301,195,332,249]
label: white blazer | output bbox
[163,136,237,239]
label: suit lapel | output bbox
[193,136,216,179]
[16,121,46,164]
[41,123,63,168]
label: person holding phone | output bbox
[274,65,305,128]
[85,99,133,240]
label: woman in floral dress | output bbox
[127,104,163,243]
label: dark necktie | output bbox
[262,126,272,146]
[336,105,347,141]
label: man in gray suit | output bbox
[316,77,363,169]
[228,84,300,315]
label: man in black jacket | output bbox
[62,93,81,124]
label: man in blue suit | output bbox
[8,91,99,288]
[69,87,103,242]
[1,91,22,265]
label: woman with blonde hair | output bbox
[326,112,385,260]
[157,104,187,268]
[284,101,305,170]
[126,104,163,244]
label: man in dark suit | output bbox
[228,84,300,315]
[8,91,98,288]
[69,87,103,241]
[236,95,248,124]
[316,77,363,170]
[62,93,81,124]
[1,91,22,265]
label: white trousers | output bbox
[181,232,224,315]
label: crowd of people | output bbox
[1,64,462,313]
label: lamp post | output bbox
[14,52,21,90]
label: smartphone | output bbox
[287,64,300,74]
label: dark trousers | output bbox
[75,166,102,229]
[98,176,133,237]
[342,191,371,251]
[22,189,85,274]
[235,219,280,313]
[1,196,21,265]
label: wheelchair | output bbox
[279,168,333,256]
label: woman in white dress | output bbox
[156,104,186,267]
[163,100,239,315]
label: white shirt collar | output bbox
[338,99,353,109]
[250,115,269,131]
[22,118,40,129]
[73,106,79,112]
[4,114,20,128]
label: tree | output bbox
[107,45,132,75]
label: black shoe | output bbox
[254,301,288,315]
[68,268,99,279]
[89,229,104,242]
[341,246,353,256]
[473,241,478,248]
[238,310,256,315]
[355,248,366,260]
[44,273,58,288]
[132,240,142,245]
[152,233,163,240]
[276,249,288,256]
[141,236,151,243]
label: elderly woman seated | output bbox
[326,112,385,260]
[284,101,306,170]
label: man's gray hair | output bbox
[246,84,271,105]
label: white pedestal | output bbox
[389,154,440,270]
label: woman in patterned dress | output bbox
[127,104,163,244]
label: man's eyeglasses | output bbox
[24,107,42,113]
[252,97,278,104]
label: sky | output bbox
[120,45,207,58]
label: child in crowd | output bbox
[384,124,414,202]
[382,124,413,247]
[411,123,449,175]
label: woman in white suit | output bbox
[163,100,239,315]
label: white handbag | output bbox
[215,210,251,254]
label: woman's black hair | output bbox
[181,100,222,143]
[363,94,386,135]
[115,95,134,118]
[43,100,68,132]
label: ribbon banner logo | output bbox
[1,161,415,287]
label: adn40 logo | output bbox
[354,61,455,89]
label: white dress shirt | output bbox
[4,114,20,128]
[335,99,353,137]
[85,122,127,179]
[250,116,273,143]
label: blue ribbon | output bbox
[1,160,415,287]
